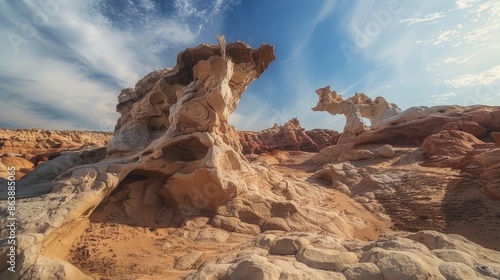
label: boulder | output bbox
[343,263,383,280]
[377,144,395,158]
[295,245,358,271]
[422,130,483,157]
[441,121,486,138]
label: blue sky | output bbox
[1,0,499,132]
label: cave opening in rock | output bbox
[89,170,178,228]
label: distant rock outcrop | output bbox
[0,129,111,156]
[312,86,401,142]
[239,118,339,154]
[311,86,500,162]
[0,129,111,180]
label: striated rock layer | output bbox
[0,129,112,156]
[0,129,112,179]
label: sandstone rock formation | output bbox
[422,130,484,157]
[311,87,500,162]
[312,86,401,141]
[492,132,500,146]
[1,39,371,280]
[0,38,278,279]
[239,118,339,154]
[477,147,500,201]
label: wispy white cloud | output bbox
[443,65,500,88]
[431,92,456,103]
[442,51,482,64]
[455,0,481,10]
[474,1,500,15]
[463,23,500,43]
[283,0,336,62]
[400,12,446,25]
[433,29,460,45]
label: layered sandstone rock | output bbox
[476,148,500,201]
[0,129,111,155]
[422,130,484,157]
[239,118,339,154]
[0,38,278,279]
[0,129,111,180]
[312,86,401,142]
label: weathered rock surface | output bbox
[422,130,483,157]
[312,86,401,141]
[492,132,500,146]
[441,121,487,138]
[239,118,339,154]
[313,140,500,250]
[186,230,500,280]
[311,87,500,164]
[476,148,500,201]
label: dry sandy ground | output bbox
[67,149,500,279]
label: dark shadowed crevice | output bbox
[162,137,209,162]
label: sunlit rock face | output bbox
[106,38,275,212]
[312,86,401,142]
[238,118,340,154]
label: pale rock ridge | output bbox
[311,86,500,163]
[312,86,401,141]
[0,129,111,179]
[186,230,500,279]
